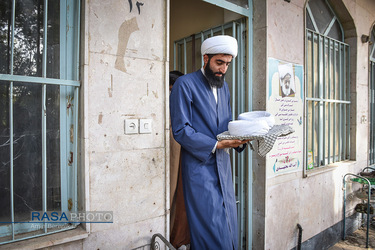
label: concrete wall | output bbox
[254,0,375,249]
[80,0,169,248]
[252,0,268,248]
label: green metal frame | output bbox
[369,26,375,166]
[0,0,80,245]
[305,0,350,172]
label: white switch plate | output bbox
[139,119,152,134]
[125,119,138,134]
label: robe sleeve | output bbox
[170,79,217,163]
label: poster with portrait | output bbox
[266,58,304,178]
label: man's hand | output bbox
[217,139,251,149]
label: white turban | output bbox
[201,35,238,58]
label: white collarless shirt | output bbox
[201,68,217,103]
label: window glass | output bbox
[0,1,11,74]
[306,12,314,31]
[14,0,44,77]
[47,1,60,79]
[0,3,61,224]
[0,0,60,78]
[12,82,43,222]
[307,0,334,33]
[46,84,61,211]
[371,28,375,59]
[0,0,79,243]
[326,20,342,41]
[0,81,10,228]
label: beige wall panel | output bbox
[82,0,168,247]
[82,216,165,249]
[86,55,164,116]
[267,0,304,64]
[298,175,324,240]
[88,113,163,153]
[265,179,300,250]
[320,171,342,228]
[88,0,165,61]
[44,240,83,250]
[86,52,164,153]
[350,0,375,35]
[356,84,369,118]
[88,149,165,231]
[253,26,268,111]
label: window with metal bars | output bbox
[0,0,80,244]
[369,26,375,166]
[305,0,350,170]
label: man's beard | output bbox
[204,60,225,88]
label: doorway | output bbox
[169,0,252,248]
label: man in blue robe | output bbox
[170,35,249,250]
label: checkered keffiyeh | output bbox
[217,125,295,157]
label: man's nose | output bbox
[219,65,228,73]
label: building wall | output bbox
[252,0,268,248]
[80,0,169,248]
[6,0,374,249]
[255,0,375,249]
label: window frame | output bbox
[0,0,80,244]
[304,0,351,172]
[369,26,375,166]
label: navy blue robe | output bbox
[170,70,241,250]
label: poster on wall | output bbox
[266,57,304,178]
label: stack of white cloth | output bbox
[228,111,275,136]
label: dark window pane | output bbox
[327,20,342,41]
[308,0,334,34]
[306,11,315,31]
[14,0,44,77]
[0,81,11,229]
[371,27,375,59]
[0,1,60,78]
[0,1,12,74]
[13,82,42,222]
[47,0,60,79]
[46,84,60,211]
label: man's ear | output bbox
[203,54,209,66]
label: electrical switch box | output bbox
[140,119,152,134]
[125,119,138,134]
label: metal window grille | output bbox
[306,30,350,168]
[369,27,375,165]
[305,0,350,169]
[173,18,249,249]
[0,0,80,244]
